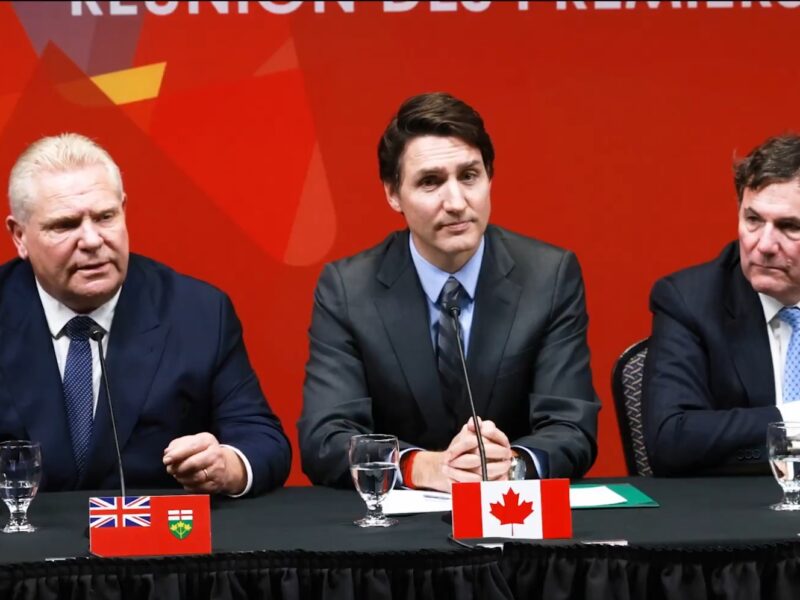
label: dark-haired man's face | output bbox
[739,179,800,305]
[384,135,490,273]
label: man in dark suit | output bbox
[643,133,800,476]
[299,93,599,491]
[1,133,291,495]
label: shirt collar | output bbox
[758,292,799,325]
[409,234,485,305]
[35,280,122,339]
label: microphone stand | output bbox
[448,307,488,482]
[89,326,126,499]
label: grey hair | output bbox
[8,133,124,221]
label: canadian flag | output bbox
[451,479,572,539]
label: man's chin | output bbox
[65,282,122,312]
[440,228,482,250]
[750,277,799,304]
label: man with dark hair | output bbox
[643,133,800,476]
[299,92,599,490]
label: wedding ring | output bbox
[203,468,209,481]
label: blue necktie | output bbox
[62,316,97,474]
[779,307,800,403]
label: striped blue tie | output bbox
[437,277,467,426]
[62,316,97,474]
[779,307,800,403]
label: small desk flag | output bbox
[452,479,572,539]
[89,494,211,557]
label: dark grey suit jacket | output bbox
[643,241,777,476]
[298,225,600,487]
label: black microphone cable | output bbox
[89,325,126,498]
[446,306,488,482]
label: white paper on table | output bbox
[383,484,627,515]
[569,485,626,508]
[383,489,452,514]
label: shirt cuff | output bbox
[398,447,422,488]
[778,403,800,423]
[220,444,253,497]
[512,445,547,479]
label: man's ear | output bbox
[5,215,29,260]
[384,182,402,214]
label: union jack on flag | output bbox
[89,496,151,529]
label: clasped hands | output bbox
[162,432,247,495]
[412,418,515,492]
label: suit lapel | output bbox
[81,257,169,488]
[0,262,78,490]
[374,232,452,443]
[466,228,522,418]
[725,258,775,406]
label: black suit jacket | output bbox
[0,254,291,494]
[642,241,777,476]
[298,225,600,487]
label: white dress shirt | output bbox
[758,293,800,421]
[35,281,253,495]
[36,280,118,416]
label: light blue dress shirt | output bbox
[408,235,484,357]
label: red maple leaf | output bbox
[489,488,534,536]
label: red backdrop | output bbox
[1,1,798,484]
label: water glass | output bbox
[0,440,42,532]
[768,422,800,511]
[349,434,399,527]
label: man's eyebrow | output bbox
[413,167,446,179]
[41,214,80,226]
[91,205,119,215]
[412,160,482,178]
[459,160,482,169]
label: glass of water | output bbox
[0,441,42,532]
[768,422,800,511]
[348,434,399,527]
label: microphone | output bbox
[89,325,126,498]
[442,302,488,482]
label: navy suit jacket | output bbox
[0,254,291,494]
[299,225,600,487]
[643,241,777,476]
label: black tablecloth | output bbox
[2,477,800,599]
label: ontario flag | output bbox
[451,479,572,540]
[89,495,211,557]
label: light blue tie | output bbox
[62,316,97,473]
[779,307,800,403]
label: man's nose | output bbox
[441,179,467,211]
[756,224,779,254]
[76,220,103,249]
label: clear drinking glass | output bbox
[768,422,800,511]
[0,441,42,532]
[349,434,399,527]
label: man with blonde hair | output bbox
[1,133,291,495]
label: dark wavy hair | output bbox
[378,92,494,193]
[734,133,800,203]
